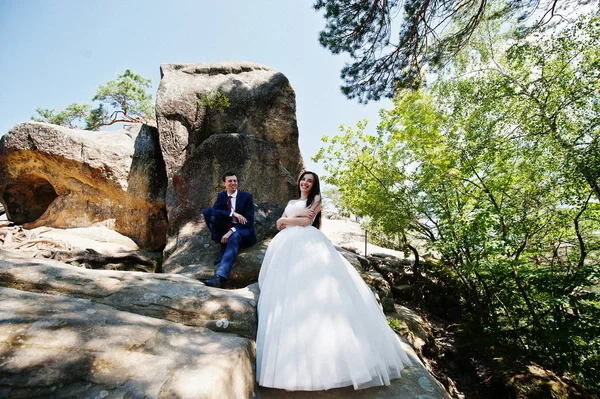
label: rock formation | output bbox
[0,247,451,399]
[156,62,303,181]
[0,250,259,339]
[156,62,303,275]
[0,122,167,250]
[162,134,296,279]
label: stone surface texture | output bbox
[156,62,303,180]
[156,62,304,274]
[0,216,452,399]
[0,250,258,339]
[0,122,167,250]
[0,287,255,399]
[163,134,295,274]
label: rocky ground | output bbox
[0,208,591,398]
[0,210,455,399]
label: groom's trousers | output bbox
[203,208,255,279]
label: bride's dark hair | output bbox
[298,171,322,229]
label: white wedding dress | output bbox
[256,199,412,391]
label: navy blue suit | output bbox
[203,190,257,279]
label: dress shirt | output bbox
[229,190,238,232]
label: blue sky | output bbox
[0,0,391,175]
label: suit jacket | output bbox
[212,190,256,242]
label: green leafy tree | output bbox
[314,14,600,391]
[453,15,600,202]
[90,69,154,128]
[32,103,90,128]
[314,0,591,102]
[32,69,155,130]
[85,104,107,130]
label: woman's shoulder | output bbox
[310,195,322,206]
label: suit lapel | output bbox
[234,191,242,212]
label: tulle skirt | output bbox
[256,225,412,391]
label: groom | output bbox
[202,172,257,288]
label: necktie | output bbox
[227,196,233,229]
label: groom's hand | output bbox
[221,230,233,244]
[233,212,247,224]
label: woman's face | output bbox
[299,173,315,194]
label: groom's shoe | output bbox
[204,275,224,288]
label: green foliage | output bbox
[196,90,230,112]
[314,0,587,102]
[91,69,154,128]
[387,317,403,331]
[32,103,90,128]
[314,14,600,392]
[85,104,107,130]
[32,69,155,130]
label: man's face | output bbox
[223,175,238,195]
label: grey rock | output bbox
[387,304,438,359]
[165,238,272,289]
[57,247,161,273]
[0,250,258,339]
[336,246,367,273]
[156,62,304,180]
[0,286,255,399]
[168,133,297,213]
[0,122,168,250]
[163,133,297,274]
[361,270,393,299]
[336,248,396,307]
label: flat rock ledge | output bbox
[0,250,258,339]
[0,287,255,399]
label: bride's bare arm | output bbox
[277,196,321,229]
[295,196,321,219]
[308,195,322,214]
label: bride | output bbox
[256,171,412,391]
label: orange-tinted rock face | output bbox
[0,122,168,250]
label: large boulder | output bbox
[156,62,304,180]
[168,134,297,220]
[163,133,297,276]
[156,62,304,275]
[0,222,453,399]
[0,122,168,250]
